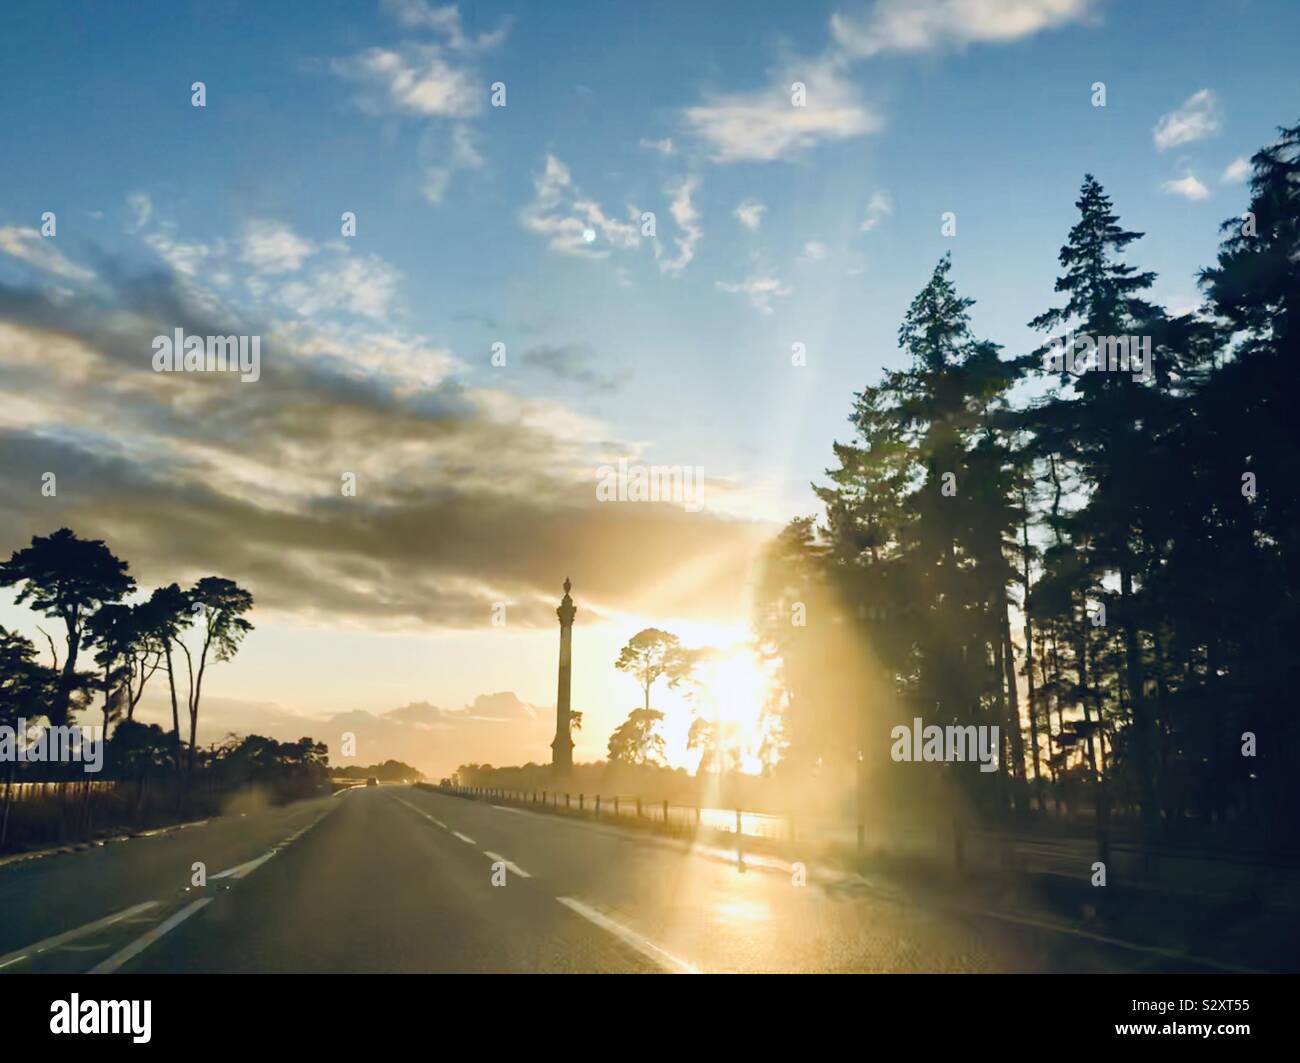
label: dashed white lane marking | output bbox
[0,900,159,971]
[492,805,527,814]
[135,819,209,837]
[453,831,476,845]
[208,812,331,882]
[89,898,213,974]
[84,805,338,974]
[387,793,447,829]
[556,897,698,974]
[482,851,532,878]
[211,851,276,881]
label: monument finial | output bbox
[563,576,572,595]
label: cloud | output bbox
[684,3,1097,165]
[734,200,767,231]
[0,225,766,634]
[519,154,642,259]
[380,0,510,51]
[241,220,314,275]
[276,251,403,321]
[126,193,153,231]
[420,124,485,204]
[640,137,675,155]
[329,9,509,205]
[655,177,702,275]
[0,226,96,282]
[135,692,551,778]
[519,343,630,393]
[860,190,892,231]
[1161,174,1210,201]
[1153,89,1222,151]
[331,44,482,119]
[684,58,881,163]
[716,274,792,314]
[830,0,1098,56]
[127,198,225,282]
[1221,156,1250,183]
[799,240,828,262]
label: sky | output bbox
[1,0,1296,775]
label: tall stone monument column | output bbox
[551,577,576,774]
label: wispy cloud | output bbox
[1153,89,1222,151]
[685,1,1093,165]
[331,44,483,119]
[655,177,702,275]
[1221,156,1250,183]
[519,343,630,393]
[830,0,1098,56]
[716,274,792,314]
[684,57,880,163]
[0,226,96,282]
[1161,174,1210,201]
[276,251,403,321]
[380,0,510,51]
[734,200,767,231]
[329,4,508,205]
[798,240,828,263]
[519,154,642,259]
[419,124,485,204]
[860,190,892,232]
[240,220,314,275]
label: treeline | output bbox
[0,728,329,851]
[0,526,255,775]
[335,760,425,782]
[756,120,1300,852]
[455,760,709,806]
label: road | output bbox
[0,785,1260,973]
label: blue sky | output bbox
[1,0,1296,771]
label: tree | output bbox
[614,628,693,712]
[0,529,135,726]
[812,255,1025,816]
[607,708,666,766]
[1025,174,1164,844]
[144,583,193,770]
[0,626,61,847]
[179,577,254,772]
[0,626,54,729]
[122,600,166,722]
[688,716,740,774]
[85,604,136,736]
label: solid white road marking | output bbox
[482,851,532,878]
[453,831,476,845]
[0,900,159,971]
[210,851,276,881]
[89,897,213,974]
[556,897,698,974]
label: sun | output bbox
[691,647,776,774]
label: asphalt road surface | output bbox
[0,785,1253,973]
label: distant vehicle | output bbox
[366,777,378,787]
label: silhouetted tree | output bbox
[607,708,666,766]
[179,577,254,772]
[0,529,135,726]
[144,583,193,771]
[614,628,694,712]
